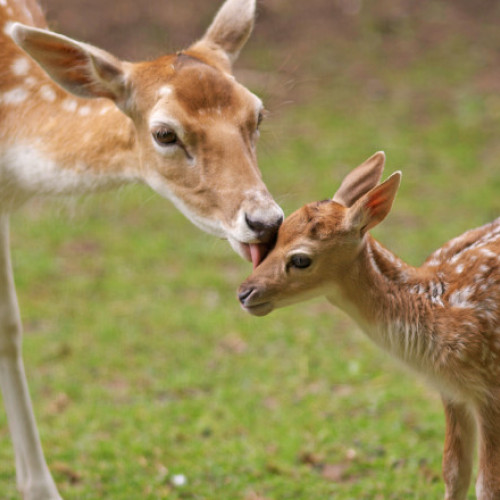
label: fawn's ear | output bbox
[191,0,256,68]
[10,23,129,106]
[332,151,386,207]
[347,171,402,235]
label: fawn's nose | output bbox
[238,286,254,305]
[245,213,283,243]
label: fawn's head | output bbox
[8,0,283,263]
[238,152,401,316]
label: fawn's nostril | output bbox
[238,287,254,304]
[245,214,283,243]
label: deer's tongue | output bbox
[249,243,268,269]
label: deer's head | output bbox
[9,0,283,264]
[238,152,401,315]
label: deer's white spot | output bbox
[3,20,15,36]
[62,99,78,112]
[448,286,475,309]
[480,248,497,259]
[2,87,29,105]
[99,105,112,115]
[0,0,8,8]
[426,258,440,267]
[478,264,491,275]
[24,77,37,87]
[40,85,56,102]
[11,57,30,76]
[158,85,173,98]
[78,106,91,117]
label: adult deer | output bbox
[239,152,500,500]
[0,0,283,498]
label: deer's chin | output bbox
[240,301,274,317]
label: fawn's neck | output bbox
[329,235,438,368]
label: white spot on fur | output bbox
[40,85,56,102]
[12,57,30,76]
[3,20,15,36]
[0,0,8,8]
[426,258,440,267]
[480,248,496,259]
[78,106,91,116]
[448,287,475,309]
[455,263,464,274]
[62,99,78,112]
[2,87,29,105]
[158,85,173,98]
[24,77,37,87]
[99,105,112,115]
[478,264,490,275]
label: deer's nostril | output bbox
[245,214,265,233]
[245,213,283,243]
[238,287,254,304]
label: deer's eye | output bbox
[153,126,178,146]
[289,254,312,269]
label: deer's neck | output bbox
[329,235,439,368]
[1,80,140,210]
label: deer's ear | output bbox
[10,23,129,106]
[332,151,386,207]
[193,0,256,67]
[347,171,402,235]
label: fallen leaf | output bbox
[52,462,82,485]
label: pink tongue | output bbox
[249,243,268,269]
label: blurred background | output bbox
[2,1,500,498]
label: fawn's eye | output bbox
[153,126,178,146]
[289,254,312,269]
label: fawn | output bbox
[238,152,500,500]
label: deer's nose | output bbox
[245,213,283,243]
[238,286,255,305]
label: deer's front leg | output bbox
[476,402,500,500]
[442,398,476,500]
[0,216,62,500]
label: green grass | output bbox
[3,190,448,499]
[2,4,500,499]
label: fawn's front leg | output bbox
[442,398,476,500]
[476,401,500,500]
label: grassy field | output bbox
[1,1,499,499]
